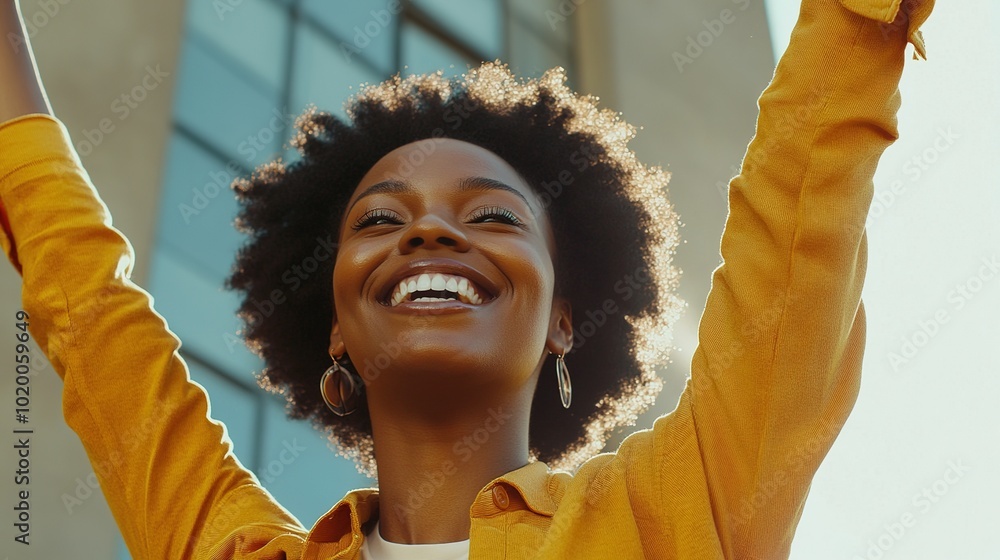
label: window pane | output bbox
[173,39,285,165]
[185,0,290,92]
[411,0,503,58]
[187,360,260,468]
[401,20,474,78]
[291,22,384,121]
[509,0,572,45]
[258,400,373,525]
[148,248,264,386]
[301,0,397,73]
[508,17,568,79]
[155,133,245,283]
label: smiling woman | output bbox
[0,0,937,558]
[225,66,683,516]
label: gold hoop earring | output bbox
[555,353,572,409]
[320,353,363,416]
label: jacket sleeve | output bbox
[569,0,935,558]
[0,114,304,559]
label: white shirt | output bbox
[360,520,470,560]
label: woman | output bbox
[0,0,934,558]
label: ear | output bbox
[545,296,573,356]
[329,320,346,358]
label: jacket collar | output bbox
[301,460,566,559]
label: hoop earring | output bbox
[320,353,364,416]
[555,353,572,409]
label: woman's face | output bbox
[330,138,573,402]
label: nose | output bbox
[398,212,472,253]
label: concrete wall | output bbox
[0,0,184,556]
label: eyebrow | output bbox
[346,176,532,215]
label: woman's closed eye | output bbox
[351,205,527,231]
[351,208,404,230]
[467,205,525,228]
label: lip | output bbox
[376,258,500,307]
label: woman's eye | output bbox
[468,206,524,227]
[352,209,403,230]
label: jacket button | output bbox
[492,484,510,509]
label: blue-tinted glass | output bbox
[411,0,502,58]
[301,0,397,73]
[174,39,287,166]
[508,17,568,79]
[117,535,131,559]
[148,248,265,386]
[155,133,246,283]
[187,360,260,469]
[400,21,475,78]
[257,400,373,526]
[185,0,290,93]
[509,0,571,45]
[291,22,384,121]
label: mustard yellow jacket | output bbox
[0,0,933,558]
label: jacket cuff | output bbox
[839,0,934,59]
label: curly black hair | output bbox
[225,61,683,477]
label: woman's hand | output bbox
[0,0,54,122]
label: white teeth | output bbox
[388,272,489,307]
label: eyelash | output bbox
[351,208,402,230]
[467,205,524,226]
[351,206,525,230]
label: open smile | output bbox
[377,259,499,309]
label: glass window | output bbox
[509,0,572,45]
[410,0,503,58]
[187,359,260,468]
[508,16,567,79]
[155,133,246,284]
[185,0,290,93]
[291,22,384,122]
[301,0,397,73]
[173,39,285,166]
[400,20,475,78]
[257,400,373,525]
[148,248,264,386]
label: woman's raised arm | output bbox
[541,0,936,558]
[0,1,53,120]
[0,4,307,558]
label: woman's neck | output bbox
[367,393,533,544]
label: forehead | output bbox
[350,138,539,209]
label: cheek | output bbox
[479,236,556,303]
[332,239,390,310]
